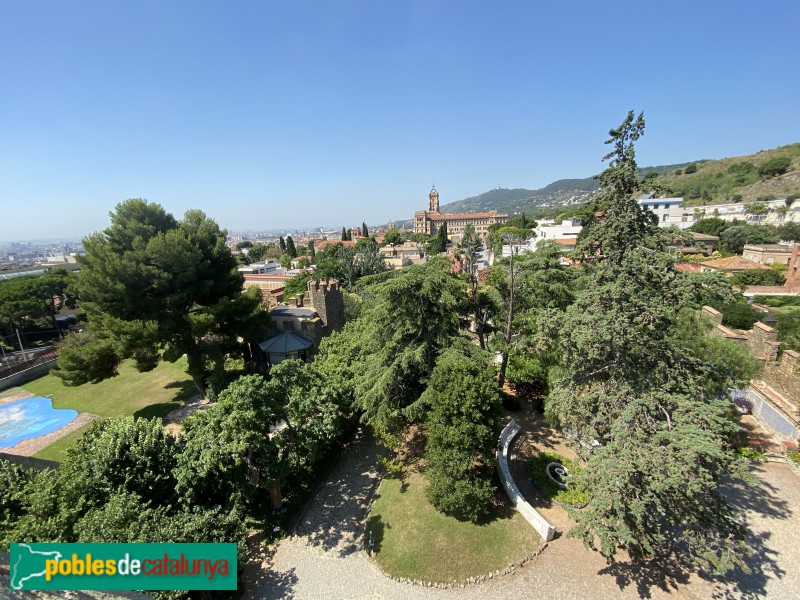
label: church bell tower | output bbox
[428,185,440,215]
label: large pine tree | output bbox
[546,111,756,574]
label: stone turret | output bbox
[308,278,345,334]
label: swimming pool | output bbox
[0,397,78,448]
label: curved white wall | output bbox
[497,419,556,542]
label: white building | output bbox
[501,217,584,258]
[637,195,694,229]
[536,217,583,241]
[693,198,800,224]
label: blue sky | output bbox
[1,0,799,240]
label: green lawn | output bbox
[23,358,195,461]
[368,473,540,583]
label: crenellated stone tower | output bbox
[308,278,345,334]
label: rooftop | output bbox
[270,306,318,318]
[743,244,794,252]
[259,331,314,354]
[428,211,507,220]
[702,256,771,271]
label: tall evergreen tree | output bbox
[285,235,297,258]
[545,112,756,574]
[341,227,348,241]
[362,222,369,238]
[279,236,286,251]
[422,345,502,521]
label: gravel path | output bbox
[248,421,800,600]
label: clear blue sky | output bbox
[1,0,799,240]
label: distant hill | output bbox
[440,180,598,215]
[647,143,800,206]
[439,164,699,217]
[391,142,800,226]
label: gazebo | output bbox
[259,331,314,365]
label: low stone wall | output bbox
[0,453,59,470]
[0,359,57,391]
[734,389,800,442]
[763,350,800,415]
[496,420,556,542]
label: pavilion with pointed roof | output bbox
[259,331,314,365]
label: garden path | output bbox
[245,412,800,600]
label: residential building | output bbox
[672,232,720,256]
[742,244,796,266]
[537,217,583,243]
[414,186,507,241]
[637,194,694,229]
[693,198,800,224]
[379,241,425,269]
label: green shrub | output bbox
[712,300,759,330]
[684,163,698,174]
[758,156,791,177]
[787,450,800,467]
[730,269,786,287]
[528,451,589,507]
[754,295,800,308]
[736,447,766,462]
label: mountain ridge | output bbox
[429,142,800,218]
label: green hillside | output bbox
[394,142,800,225]
[439,180,599,216]
[647,143,800,206]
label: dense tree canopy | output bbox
[340,258,466,440]
[55,200,268,396]
[719,224,780,254]
[314,240,385,288]
[285,235,297,258]
[0,269,74,346]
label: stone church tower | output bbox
[428,186,440,214]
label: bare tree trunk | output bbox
[498,245,516,388]
[187,351,208,399]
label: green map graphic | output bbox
[10,543,62,590]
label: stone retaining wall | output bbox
[497,420,556,542]
[0,359,57,391]
[734,388,800,441]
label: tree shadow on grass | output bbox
[365,514,386,555]
[163,379,198,402]
[132,379,197,420]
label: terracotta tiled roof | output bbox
[314,240,356,249]
[701,256,771,271]
[676,262,702,272]
[243,274,295,281]
[554,238,577,246]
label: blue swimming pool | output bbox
[0,397,78,448]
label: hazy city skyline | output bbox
[2,1,799,240]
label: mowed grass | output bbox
[368,472,540,583]
[23,358,195,461]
